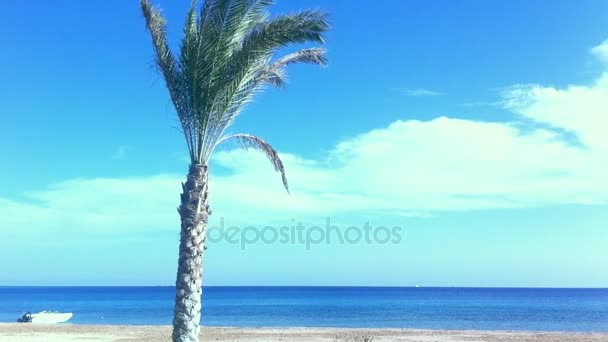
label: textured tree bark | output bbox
[172,164,209,342]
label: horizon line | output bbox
[1,285,607,289]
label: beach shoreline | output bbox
[1,324,607,341]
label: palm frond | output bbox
[188,0,274,163]
[179,0,200,159]
[216,10,329,106]
[140,0,174,74]
[273,47,328,68]
[234,10,328,66]
[259,48,328,88]
[259,65,287,88]
[195,0,270,101]
[215,134,289,192]
[206,47,328,153]
[141,0,329,168]
[201,11,329,158]
[226,0,273,51]
[140,0,196,161]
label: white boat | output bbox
[17,311,73,324]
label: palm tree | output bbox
[139,0,328,341]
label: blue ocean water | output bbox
[0,287,607,331]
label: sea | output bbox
[0,287,607,332]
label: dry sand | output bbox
[1,324,607,342]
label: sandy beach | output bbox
[0,324,607,342]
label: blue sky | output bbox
[0,0,607,287]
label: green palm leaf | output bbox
[141,0,328,177]
[216,133,289,192]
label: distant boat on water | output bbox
[17,311,73,324]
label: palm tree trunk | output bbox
[172,164,209,342]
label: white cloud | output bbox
[0,176,180,233]
[591,39,608,64]
[501,74,608,151]
[402,88,442,96]
[211,114,606,215]
[1,41,608,234]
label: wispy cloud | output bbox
[402,88,442,96]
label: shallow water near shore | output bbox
[1,287,607,332]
